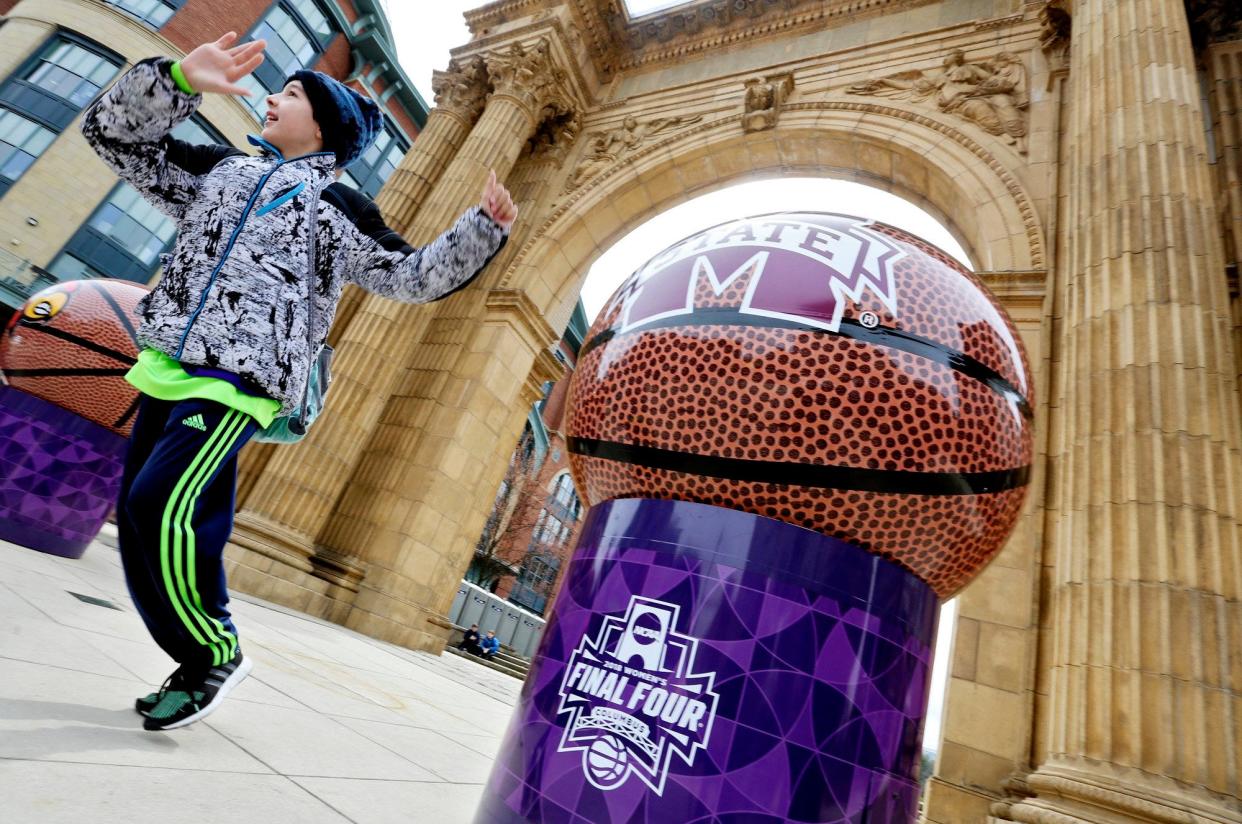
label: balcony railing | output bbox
[0,248,60,310]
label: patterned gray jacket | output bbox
[80,58,507,413]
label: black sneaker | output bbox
[134,665,186,717]
[142,651,252,731]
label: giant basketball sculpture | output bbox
[477,212,1033,823]
[0,279,147,557]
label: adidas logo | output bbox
[182,414,208,431]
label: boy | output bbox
[457,623,482,655]
[80,33,516,731]
[480,630,500,660]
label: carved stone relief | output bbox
[742,72,795,133]
[1186,0,1242,47]
[563,113,704,192]
[526,107,583,162]
[846,50,1029,154]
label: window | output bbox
[23,39,117,108]
[512,554,560,615]
[553,473,575,506]
[49,116,226,282]
[0,110,54,196]
[346,120,407,198]
[103,0,182,28]
[49,183,176,282]
[168,116,223,148]
[0,34,121,195]
[547,472,581,523]
[238,0,337,120]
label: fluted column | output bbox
[316,38,579,650]
[1007,1,1242,821]
[226,57,489,599]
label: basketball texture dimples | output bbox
[565,212,1033,598]
[0,279,149,437]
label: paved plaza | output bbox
[0,529,521,823]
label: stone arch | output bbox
[502,101,1045,332]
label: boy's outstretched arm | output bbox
[79,34,263,221]
[344,172,518,303]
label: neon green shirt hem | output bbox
[125,349,281,428]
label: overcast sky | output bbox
[384,2,963,754]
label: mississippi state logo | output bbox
[556,596,720,794]
[606,213,905,335]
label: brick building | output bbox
[469,301,589,616]
[0,0,426,323]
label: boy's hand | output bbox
[179,32,267,96]
[481,170,517,231]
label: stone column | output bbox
[1205,38,1242,398]
[1006,1,1242,820]
[315,38,578,650]
[225,58,489,611]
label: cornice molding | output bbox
[464,0,1027,79]
[582,0,947,75]
[977,270,1047,305]
[485,288,559,351]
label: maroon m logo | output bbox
[612,215,905,333]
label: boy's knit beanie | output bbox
[286,70,383,168]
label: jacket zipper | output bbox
[173,146,333,359]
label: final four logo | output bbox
[556,596,720,794]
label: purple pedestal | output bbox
[0,385,128,558]
[477,498,940,824]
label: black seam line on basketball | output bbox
[90,281,139,344]
[581,309,1033,420]
[567,437,1032,496]
[14,321,137,366]
[113,395,141,429]
[3,368,130,377]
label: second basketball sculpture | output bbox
[477,212,1033,823]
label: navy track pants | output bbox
[117,395,258,670]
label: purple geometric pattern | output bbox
[477,498,940,823]
[0,386,127,558]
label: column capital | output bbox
[431,54,490,125]
[484,37,578,125]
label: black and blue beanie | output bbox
[287,70,382,168]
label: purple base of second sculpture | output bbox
[477,498,940,824]
[0,385,128,558]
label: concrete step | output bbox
[494,656,529,676]
[444,624,533,679]
[445,645,529,680]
